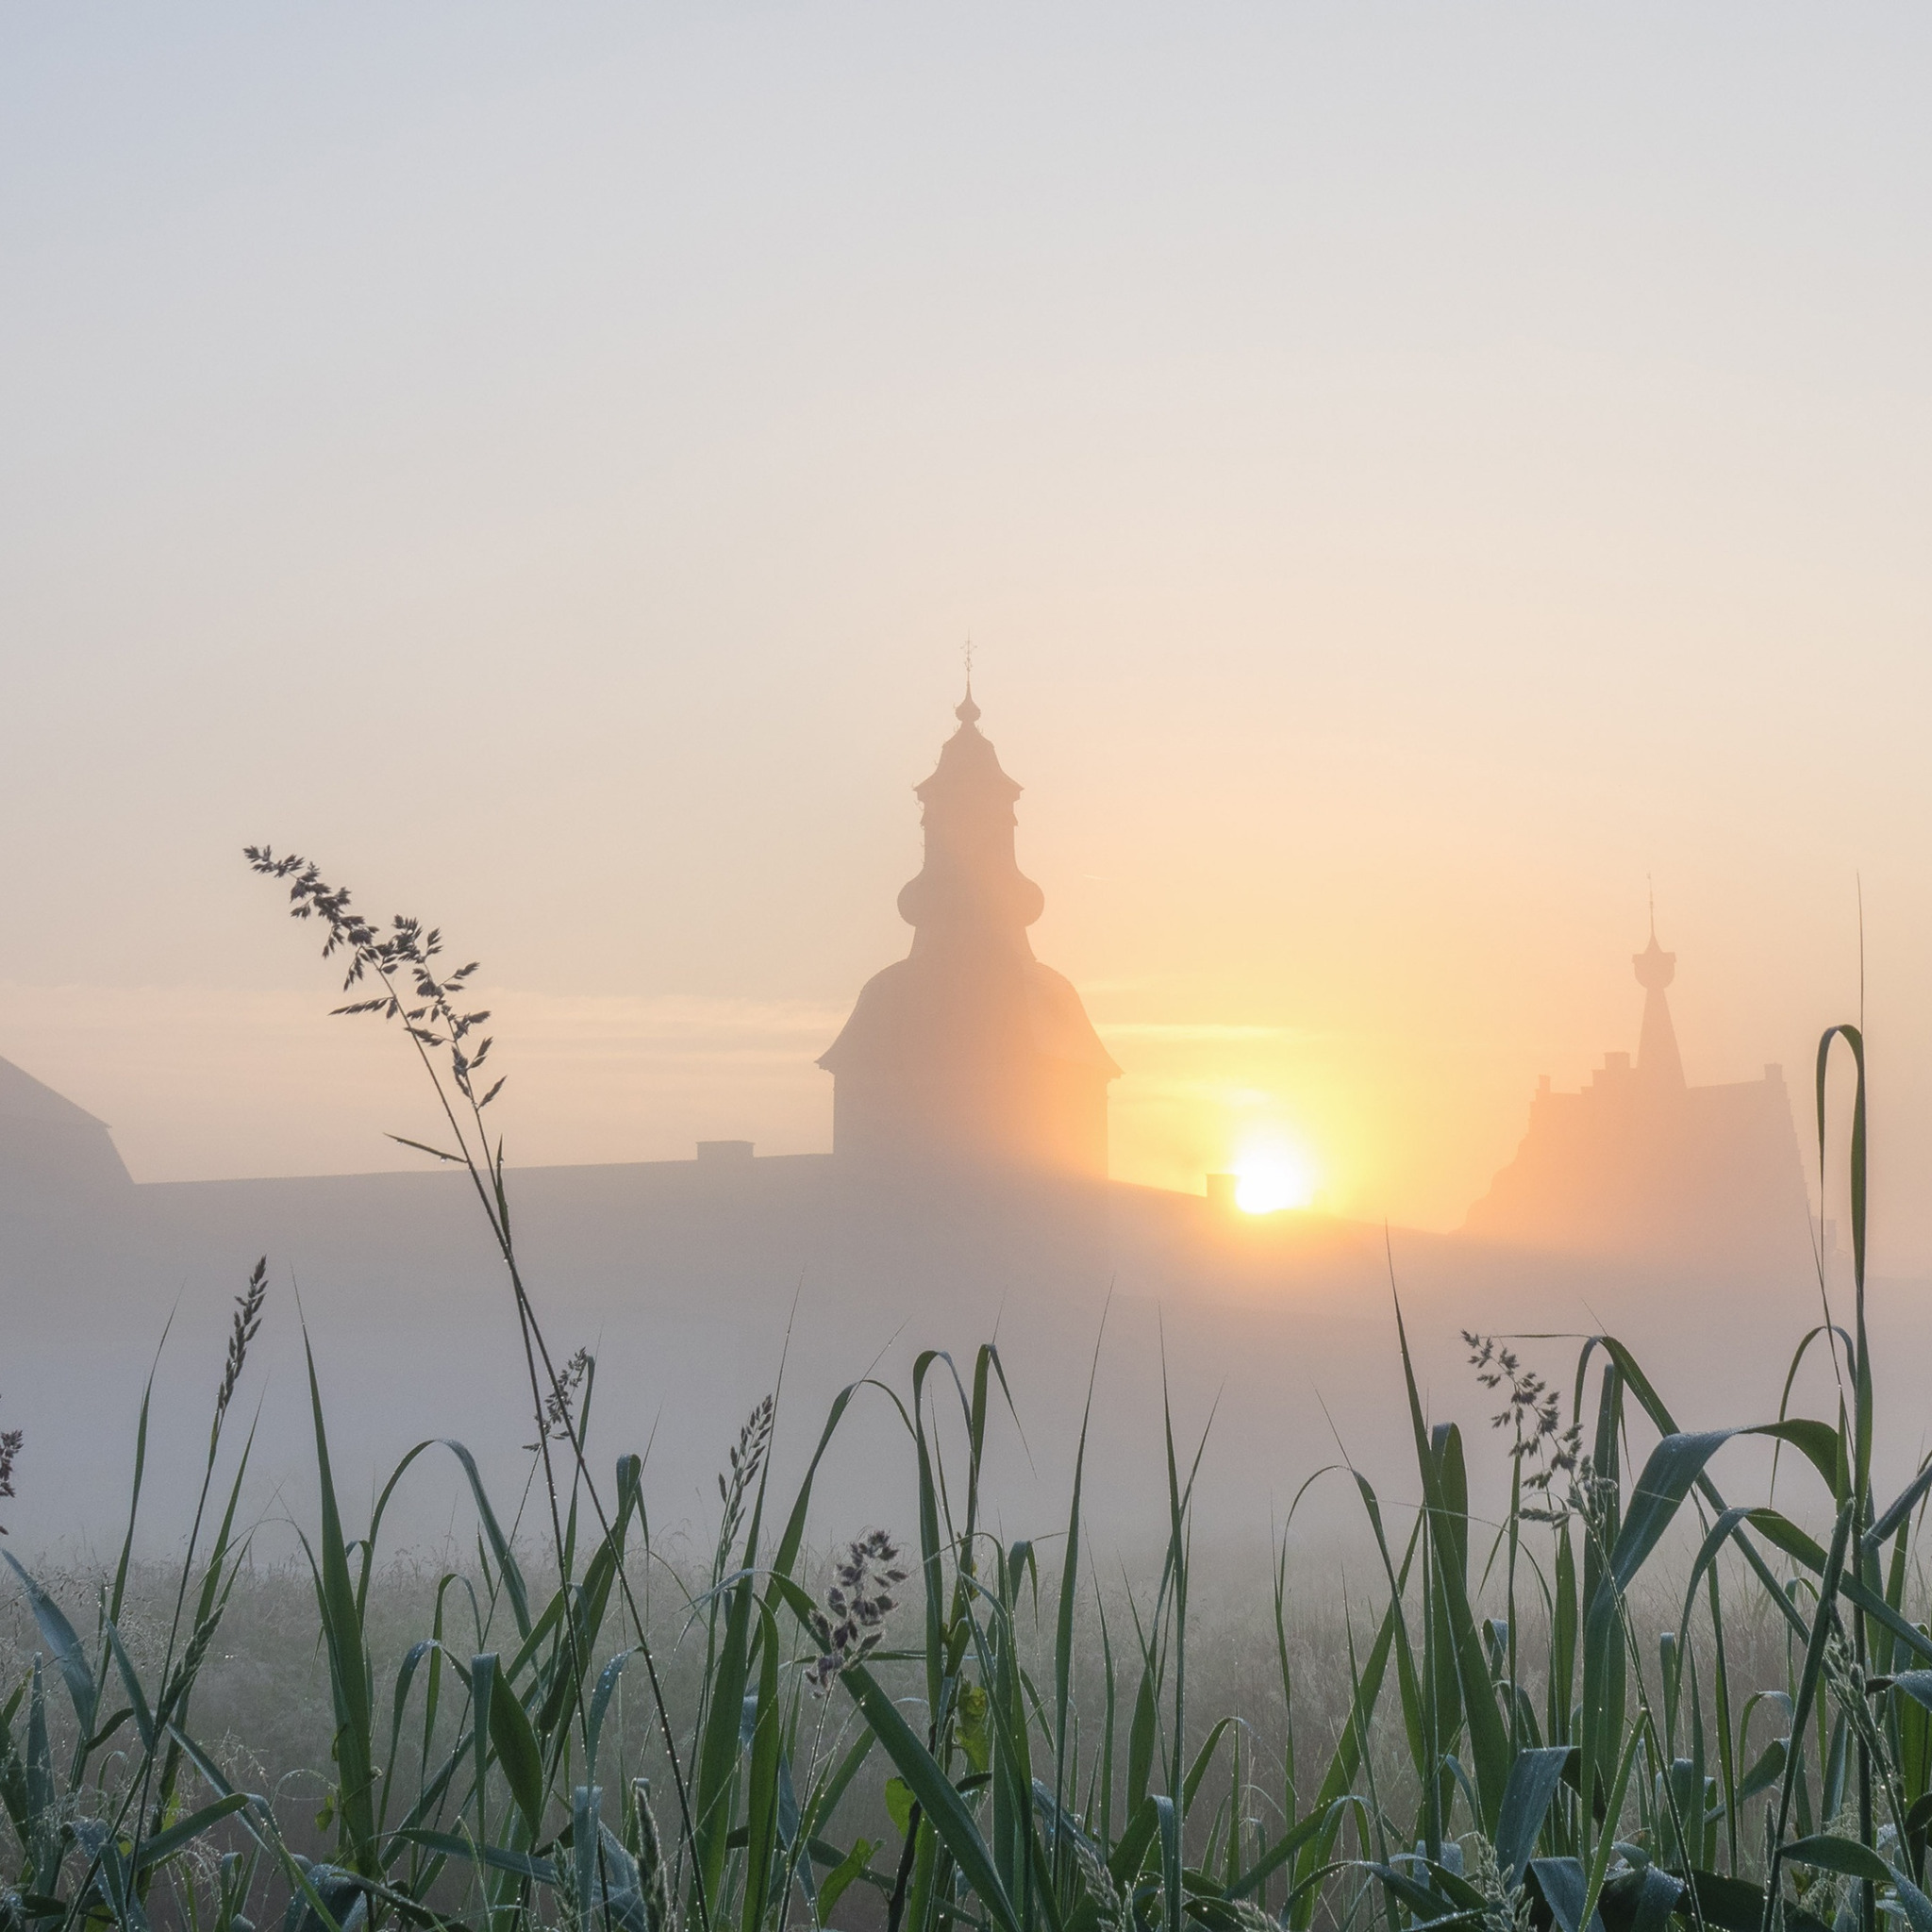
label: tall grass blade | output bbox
[1392,1289,1509,1831]
[302,1333,378,1874]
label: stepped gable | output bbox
[1462,920,1812,1273]
[819,682,1119,1178]
[0,1055,134,1200]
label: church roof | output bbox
[913,686,1023,808]
[0,1056,111,1130]
[819,953,1122,1078]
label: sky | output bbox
[2,7,1929,1259]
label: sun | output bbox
[1232,1141,1318,1214]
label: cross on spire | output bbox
[957,640,980,724]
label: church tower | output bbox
[1633,910,1686,1089]
[1462,911,1811,1274]
[818,686,1120,1178]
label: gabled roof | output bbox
[0,1056,111,1130]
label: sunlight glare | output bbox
[1232,1142,1318,1214]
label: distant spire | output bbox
[1632,897,1685,1089]
[958,641,980,724]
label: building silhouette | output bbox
[0,1055,133,1206]
[818,685,1119,1177]
[1463,917,1812,1271]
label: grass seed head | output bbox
[807,1530,906,1691]
[715,1394,775,1568]
[0,1405,19,1537]
[215,1258,269,1434]
[533,1345,592,1445]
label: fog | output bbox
[3,0,1930,1625]
[2,1149,1898,1565]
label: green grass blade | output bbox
[1496,1747,1573,1886]
[486,1657,545,1840]
[1392,1290,1509,1832]
[840,1658,1022,1932]
[1056,1319,1104,1818]
[1155,1794,1182,1932]
[739,1600,785,1932]
[2,1555,96,1747]
[692,1571,756,1913]
[302,1332,378,1871]
[1763,1499,1856,1932]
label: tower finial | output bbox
[1648,874,1656,944]
[957,639,980,724]
[1631,891,1684,1086]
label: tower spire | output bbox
[958,640,979,724]
[1632,899,1685,1089]
[895,677,1039,948]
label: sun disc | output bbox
[1232,1144,1316,1214]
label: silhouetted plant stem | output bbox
[246,847,709,1931]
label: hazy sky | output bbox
[3,8,1929,1257]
